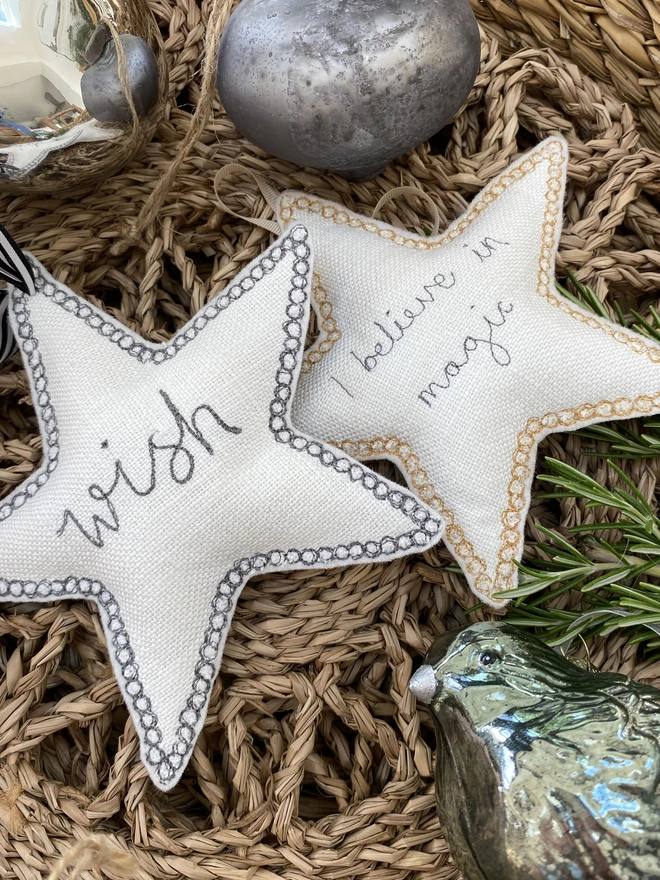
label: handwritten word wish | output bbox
[58,391,242,548]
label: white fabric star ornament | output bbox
[277,137,660,607]
[0,226,443,790]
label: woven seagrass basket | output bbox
[1,1,659,877]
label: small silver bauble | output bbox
[81,31,159,123]
[216,0,480,181]
[0,0,164,193]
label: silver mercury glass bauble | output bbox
[409,623,660,880]
[0,0,165,194]
[216,0,480,181]
[81,30,159,123]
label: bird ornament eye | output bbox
[479,650,499,667]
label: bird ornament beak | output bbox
[409,664,438,704]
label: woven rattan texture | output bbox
[470,0,660,154]
[1,1,660,877]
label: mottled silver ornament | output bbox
[216,0,480,181]
[81,29,159,123]
[410,623,660,880]
[0,0,164,193]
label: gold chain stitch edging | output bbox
[301,274,341,374]
[495,392,660,598]
[331,436,491,594]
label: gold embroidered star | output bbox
[277,138,660,606]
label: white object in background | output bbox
[0,119,120,177]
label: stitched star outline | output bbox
[0,225,443,789]
[279,138,660,606]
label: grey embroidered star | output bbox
[0,225,443,790]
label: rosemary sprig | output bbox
[498,458,660,651]
[556,271,611,320]
[492,276,660,654]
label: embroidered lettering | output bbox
[351,272,457,372]
[466,237,510,262]
[419,302,514,407]
[58,390,242,547]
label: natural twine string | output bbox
[106,17,140,136]
[46,835,138,880]
[117,0,233,251]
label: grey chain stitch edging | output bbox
[1,226,442,786]
[0,286,58,522]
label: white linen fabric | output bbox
[0,225,443,790]
[279,137,660,608]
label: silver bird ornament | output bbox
[409,622,660,880]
